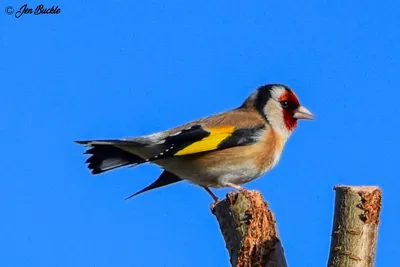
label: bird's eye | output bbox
[280,101,289,109]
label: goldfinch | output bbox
[76,84,313,201]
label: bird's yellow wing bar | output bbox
[174,126,236,156]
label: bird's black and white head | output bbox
[241,84,314,139]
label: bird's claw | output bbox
[210,198,222,211]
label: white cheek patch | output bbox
[264,100,291,139]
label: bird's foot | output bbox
[210,198,222,211]
[203,186,221,203]
[223,182,246,192]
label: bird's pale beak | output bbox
[293,106,314,120]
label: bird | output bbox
[76,84,314,202]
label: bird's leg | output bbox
[223,182,246,192]
[202,186,220,203]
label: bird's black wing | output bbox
[125,170,182,199]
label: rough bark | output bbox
[327,185,382,267]
[211,190,287,267]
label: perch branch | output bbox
[211,190,287,267]
[327,185,382,267]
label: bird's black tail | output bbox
[75,140,146,174]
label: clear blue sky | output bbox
[1,1,398,266]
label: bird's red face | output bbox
[278,90,301,131]
[278,88,314,133]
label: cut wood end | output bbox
[359,189,382,224]
[333,184,382,224]
[334,184,381,193]
[211,190,268,214]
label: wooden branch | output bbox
[211,190,287,267]
[327,185,382,267]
